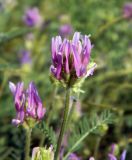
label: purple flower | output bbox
[23,7,42,27]
[108,144,127,160]
[19,50,32,65]
[59,24,73,37]
[50,32,96,84]
[123,3,132,19]
[68,153,81,160]
[9,81,46,127]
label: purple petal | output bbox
[50,65,57,76]
[82,36,92,65]
[9,81,16,95]
[79,65,87,77]
[65,40,70,73]
[123,3,132,19]
[120,150,127,160]
[56,64,62,79]
[37,103,46,120]
[78,41,82,55]
[72,32,80,45]
[12,119,21,126]
[18,110,25,122]
[108,154,117,160]
[68,153,81,160]
[51,37,56,60]
[19,50,31,65]
[15,82,24,110]
[72,44,81,77]
[111,143,116,154]
[27,82,37,117]
[55,36,62,53]
[23,7,42,27]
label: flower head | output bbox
[59,24,73,38]
[19,50,32,65]
[9,81,46,127]
[123,3,132,19]
[50,32,96,87]
[23,7,42,27]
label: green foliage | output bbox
[64,110,114,159]
[0,28,31,45]
[0,0,131,159]
[37,121,57,150]
[0,124,25,160]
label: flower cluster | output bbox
[50,32,96,87]
[123,3,132,19]
[9,81,46,127]
[19,50,32,65]
[59,24,73,38]
[23,7,42,27]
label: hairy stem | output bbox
[54,87,71,160]
[25,129,32,160]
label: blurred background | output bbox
[0,0,132,160]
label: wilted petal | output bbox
[9,81,16,95]
[86,63,97,77]
[12,119,21,126]
[32,147,40,160]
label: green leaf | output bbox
[37,121,57,150]
[63,110,114,160]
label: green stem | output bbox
[67,98,76,126]
[25,129,32,160]
[54,87,71,160]
[94,136,101,160]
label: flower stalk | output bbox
[54,87,71,160]
[25,128,32,160]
